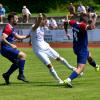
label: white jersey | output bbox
[30,26,49,51]
[30,26,59,65]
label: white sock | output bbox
[67,78,71,82]
[60,57,75,71]
[49,67,62,82]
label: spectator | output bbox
[49,18,58,29]
[0,3,6,23]
[22,6,31,23]
[87,10,97,28]
[77,3,86,14]
[58,18,66,29]
[45,19,50,27]
[86,6,94,13]
[68,3,76,18]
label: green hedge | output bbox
[0,0,100,13]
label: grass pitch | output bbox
[0,48,100,100]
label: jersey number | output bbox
[73,31,78,41]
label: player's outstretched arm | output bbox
[14,33,30,40]
[32,13,43,31]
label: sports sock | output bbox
[5,64,18,76]
[49,67,62,82]
[69,71,79,80]
[18,59,25,75]
[88,59,96,68]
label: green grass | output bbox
[0,48,100,100]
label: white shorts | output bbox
[34,46,60,65]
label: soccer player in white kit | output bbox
[30,13,75,84]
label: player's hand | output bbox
[11,44,17,49]
[66,33,71,40]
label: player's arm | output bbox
[64,15,77,33]
[64,15,76,39]
[64,21,69,34]
[2,33,17,49]
[64,21,72,40]
[64,15,70,34]
[86,20,96,30]
[2,24,17,48]
[14,33,30,40]
[32,13,43,31]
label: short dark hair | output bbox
[8,12,17,21]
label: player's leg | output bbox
[1,53,19,75]
[64,53,87,88]
[47,64,63,84]
[64,64,85,88]
[17,51,28,82]
[6,48,27,81]
[57,57,84,76]
[1,47,19,84]
[87,52,99,71]
[36,51,63,84]
[56,57,75,71]
[46,47,75,71]
[2,47,28,83]
[2,63,18,84]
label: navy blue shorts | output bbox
[1,45,20,63]
[74,50,89,64]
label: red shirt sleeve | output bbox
[79,22,87,31]
[69,20,76,26]
[3,24,12,35]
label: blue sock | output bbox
[6,64,18,76]
[89,60,96,68]
[18,59,25,75]
[69,71,79,80]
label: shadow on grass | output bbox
[0,81,64,88]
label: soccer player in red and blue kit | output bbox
[1,12,29,84]
[63,15,99,88]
